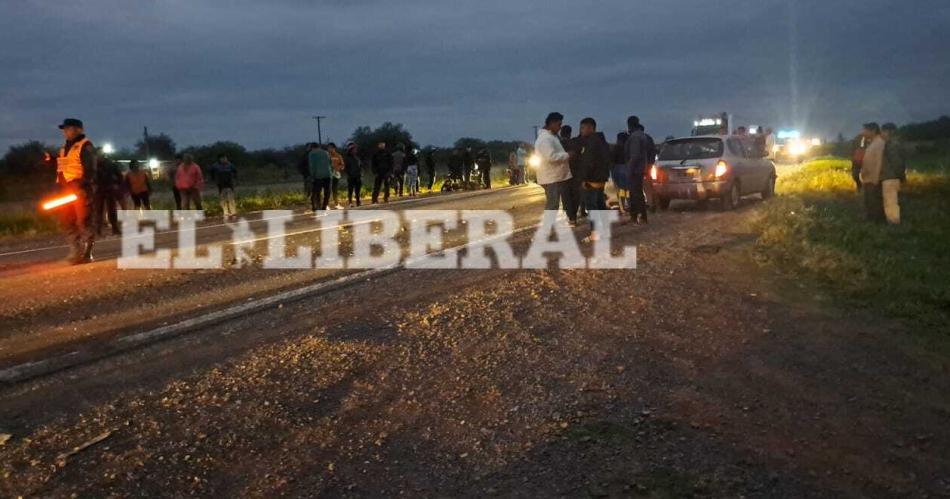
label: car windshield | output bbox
[659,138,723,160]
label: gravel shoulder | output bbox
[1,197,948,497]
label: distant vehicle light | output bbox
[788,140,809,156]
[102,143,114,155]
[41,193,78,211]
[528,154,541,169]
[148,158,160,170]
[715,160,729,178]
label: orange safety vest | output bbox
[127,169,149,194]
[56,138,92,182]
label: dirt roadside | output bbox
[1,201,948,498]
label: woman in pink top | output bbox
[175,154,205,210]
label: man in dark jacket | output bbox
[424,149,436,190]
[49,118,98,264]
[577,118,611,240]
[880,123,906,225]
[210,154,238,218]
[624,115,649,224]
[94,150,124,236]
[371,142,393,204]
[344,142,363,207]
[559,125,581,226]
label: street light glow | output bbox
[102,143,115,155]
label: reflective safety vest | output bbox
[56,138,92,182]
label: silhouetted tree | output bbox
[135,133,177,160]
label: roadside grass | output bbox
[749,157,950,335]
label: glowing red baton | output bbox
[41,193,78,211]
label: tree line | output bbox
[0,122,529,183]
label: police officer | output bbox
[52,118,97,264]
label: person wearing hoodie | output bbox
[533,112,573,218]
[577,118,611,241]
[307,143,333,212]
[343,142,363,207]
[624,115,649,224]
[371,142,393,204]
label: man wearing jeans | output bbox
[210,154,238,218]
[859,123,886,223]
[577,117,611,241]
[533,112,572,220]
[881,123,906,225]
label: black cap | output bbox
[58,118,83,129]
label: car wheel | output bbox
[762,175,776,199]
[658,197,671,210]
[720,182,740,211]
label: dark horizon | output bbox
[2,0,948,152]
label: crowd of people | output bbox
[533,112,659,242]
[851,122,906,224]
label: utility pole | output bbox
[312,116,327,144]
[532,125,539,139]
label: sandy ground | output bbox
[1,186,948,497]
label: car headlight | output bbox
[788,141,809,156]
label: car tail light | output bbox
[714,160,729,178]
[650,165,658,181]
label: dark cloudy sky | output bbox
[1,0,948,152]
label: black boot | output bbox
[74,241,94,265]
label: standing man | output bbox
[577,117,611,241]
[94,148,124,236]
[344,141,363,207]
[625,115,649,224]
[534,112,572,219]
[423,148,436,191]
[371,142,393,204]
[50,118,97,264]
[638,124,658,213]
[210,154,238,218]
[308,143,333,212]
[327,143,345,209]
[126,159,152,210]
[881,123,906,225]
[859,122,886,223]
[166,155,183,210]
[850,134,867,191]
[391,144,407,197]
[560,125,581,225]
[462,147,473,185]
[476,148,492,189]
[175,154,205,210]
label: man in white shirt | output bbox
[534,112,573,213]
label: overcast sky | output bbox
[1,0,948,152]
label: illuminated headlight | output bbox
[148,158,160,169]
[528,154,542,169]
[102,143,114,155]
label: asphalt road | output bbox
[1,183,948,497]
